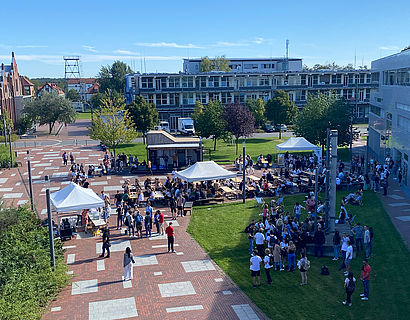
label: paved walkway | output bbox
[5,145,267,320]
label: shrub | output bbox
[0,206,69,320]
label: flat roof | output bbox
[184,58,302,62]
[147,143,200,149]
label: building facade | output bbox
[37,82,65,97]
[368,49,410,191]
[125,58,376,129]
[67,78,97,101]
[0,52,34,122]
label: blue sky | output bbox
[1,0,408,78]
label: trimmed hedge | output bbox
[0,145,15,168]
[0,206,69,320]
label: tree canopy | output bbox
[265,90,297,126]
[293,92,351,147]
[192,99,227,150]
[23,91,76,134]
[66,88,80,101]
[88,95,137,155]
[200,56,230,72]
[223,102,255,154]
[245,98,266,128]
[125,96,158,134]
[98,61,133,93]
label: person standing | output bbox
[313,226,325,257]
[176,193,185,217]
[246,220,256,254]
[263,248,273,285]
[158,210,165,235]
[123,247,135,281]
[165,222,175,252]
[287,241,296,271]
[339,233,349,271]
[69,153,75,165]
[254,228,265,258]
[169,195,177,220]
[144,211,152,238]
[343,272,356,306]
[99,227,110,258]
[364,226,371,258]
[154,211,160,234]
[298,252,309,286]
[333,231,341,260]
[134,210,143,238]
[116,204,123,230]
[293,202,305,222]
[360,259,371,301]
[250,250,262,288]
[344,241,353,276]
[125,211,135,238]
[62,151,68,166]
[352,223,364,252]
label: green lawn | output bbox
[187,191,410,320]
[76,112,92,119]
[115,143,147,160]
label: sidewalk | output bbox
[5,145,268,320]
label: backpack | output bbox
[346,278,355,292]
[269,254,274,267]
[135,215,143,224]
[124,217,129,226]
[320,265,330,275]
[304,259,311,270]
[269,235,276,247]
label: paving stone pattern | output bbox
[7,144,268,320]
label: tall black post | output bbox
[8,126,12,167]
[45,175,55,270]
[242,138,246,203]
[27,150,34,211]
[314,167,319,233]
[2,115,7,146]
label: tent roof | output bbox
[50,182,104,212]
[276,137,320,151]
[174,161,237,182]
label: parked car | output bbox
[262,124,274,132]
[274,124,287,132]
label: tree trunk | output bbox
[213,136,217,151]
[143,132,146,145]
[279,128,282,140]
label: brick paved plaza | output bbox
[3,142,268,320]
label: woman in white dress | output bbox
[123,247,135,281]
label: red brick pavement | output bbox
[3,145,268,320]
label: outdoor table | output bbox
[129,192,138,199]
[247,175,260,181]
[231,177,242,183]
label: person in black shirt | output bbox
[116,204,123,230]
[99,227,110,258]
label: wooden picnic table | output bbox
[247,175,260,181]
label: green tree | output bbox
[66,89,80,101]
[245,98,266,128]
[23,92,76,134]
[200,56,230,72]
[98,61,133,93]
[88,95,137,156]
[192,100,227,151]
[265,90,297,138]
[294,93,351,149]
[125,96,158,143]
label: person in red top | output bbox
[165,222,175,252]
[360,259,371,300]
[158,211,165,235]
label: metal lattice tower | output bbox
[63,56,81,79]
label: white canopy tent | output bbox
[50,182,104,213]
[276,137,322,162]
[174,161,237,182]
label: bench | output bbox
[184,201,193,215]
[193,197,224,206]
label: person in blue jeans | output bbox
[333,231,341,260]
[125,212,134,238]
[144,212,152,237]
[245,221,256,254]
[287,241,296,271]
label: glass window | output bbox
[155,94,167,105]
[182,77,194,88]
[221,76,230,87]
[141,77,153,88]
[200,77,207,88]
[301,75,307,85]
[182,93,194,104]
[209,93,220,102]
[221,92,231,104]
[312,75,319,85]
[259,78,269,86]
[209,76,219,87]
[197,93,207,104]
[370,105,381,116]
[168,77,180,88]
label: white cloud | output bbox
[82,45,98,53]
[81,54,184,63]
[253,37,265,44]
[135,42,202,49]
[214,41,249,47]
[379,45,400,51]
[113,49,138,55]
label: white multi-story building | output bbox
[67,78,96,101]
[126,58,375,129]
[369,49,410,191]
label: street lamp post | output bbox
[27,150,34,211]
[8,125,13,167]
[2,114,6,146]
[314,166,319,233]
[45,175,56,270]
[242,138,246,204]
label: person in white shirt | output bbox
[254,229,265,257]
[344,241,353,276]
[339,233,350,271]
[263,248,273,285]
[250,251,262,287]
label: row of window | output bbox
[139,74,372,89]
[383,68,410,86]
[142,89,371,106]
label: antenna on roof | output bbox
[284,39,289,71]
[354,49,357,69]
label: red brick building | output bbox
[0,52,35,123]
